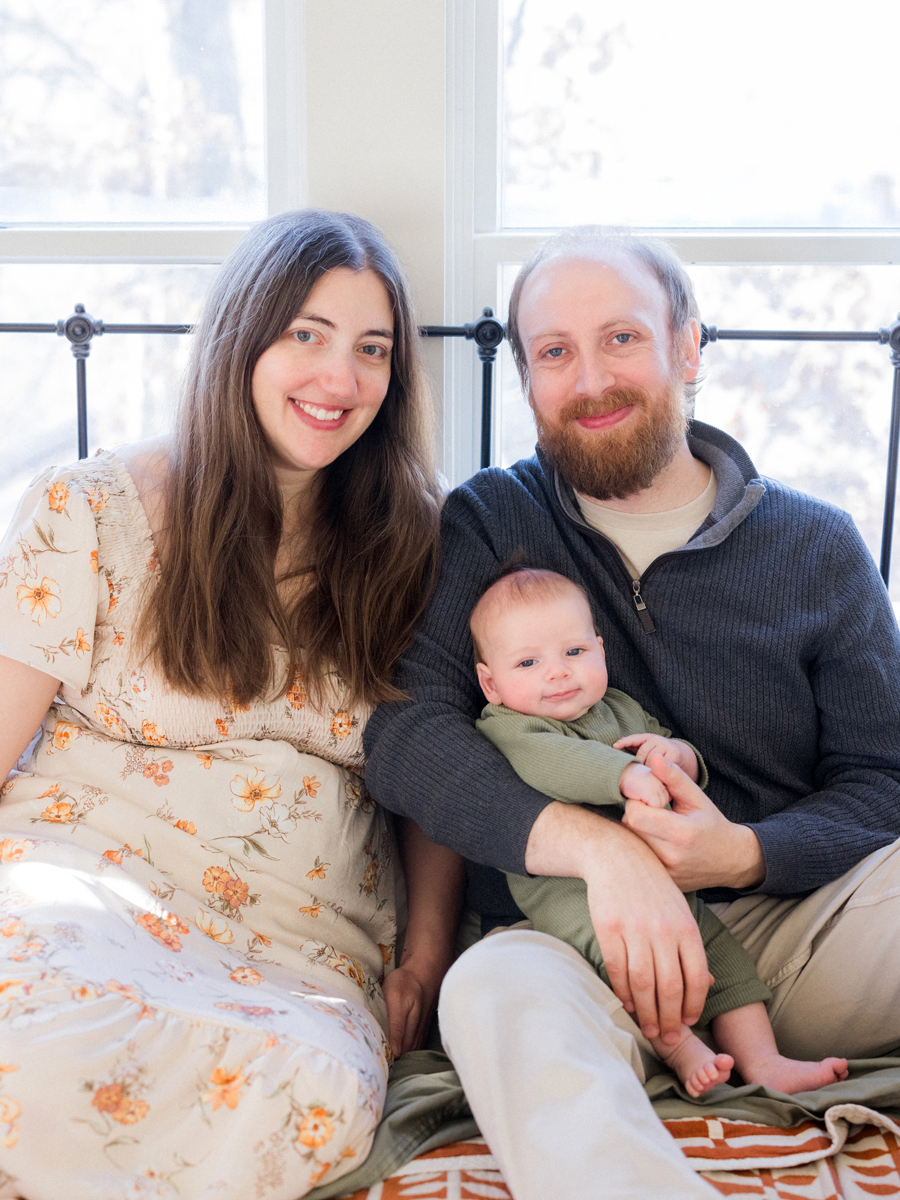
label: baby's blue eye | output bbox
[516,658,536,668]
[565,647,583,656]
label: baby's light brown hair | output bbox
[470,568,593,665]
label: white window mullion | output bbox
[264,0,306,216]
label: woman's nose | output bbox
[318,349,358,400]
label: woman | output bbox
[0,210,457,1200]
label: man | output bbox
[364,228,900,1199]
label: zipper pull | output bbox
[632,580,656,633]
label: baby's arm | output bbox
[613,732,700,782]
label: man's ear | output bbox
[476,661,503,706]
[681,318,702,382]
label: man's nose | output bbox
[575,350,616,396]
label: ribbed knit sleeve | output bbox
[364,470,556,877]
[743,505,900,894]
[476,705,631,807]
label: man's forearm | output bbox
[525,799,655,879]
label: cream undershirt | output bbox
[576,469,717,580]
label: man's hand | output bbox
[614,732,699,782]
[621,755,766,892]
[525,802,710,1045]
[619,760,671,808]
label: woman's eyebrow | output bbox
[296,312,393,339]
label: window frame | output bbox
[445,0,900,483]
[0,0,304,267]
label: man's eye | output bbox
[565,647,583,657]
[545,347,564,358]
[613,333,632,344]
[516,658,536,668]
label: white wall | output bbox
[303,2,447,455]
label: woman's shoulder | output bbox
[115,437,171,544]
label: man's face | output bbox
[516,252,700,501]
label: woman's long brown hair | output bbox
[142,209,442,708]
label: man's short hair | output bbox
[470,567,591,663]
[505,226,703,400]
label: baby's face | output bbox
[476,590,608,721]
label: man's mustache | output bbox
[554,387,651,424]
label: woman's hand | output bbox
[383,950,449,1058]
[386,818,465,1060]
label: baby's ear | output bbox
[475,661,502,706]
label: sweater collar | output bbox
[538,419,767,552]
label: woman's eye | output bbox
[293,329,316,343]
[545,347,564,358]
[360,344,387,358]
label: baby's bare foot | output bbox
[741,1055,849,1095]
[653,1027,734,1098]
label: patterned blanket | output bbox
[337,1118,900,1199]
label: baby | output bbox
[471,567,849,1098]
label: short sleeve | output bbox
[0,465,102,691]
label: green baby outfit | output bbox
[477,692,771,1026]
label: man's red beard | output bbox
[532,380,688,502]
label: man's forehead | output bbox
[518,249,668,329]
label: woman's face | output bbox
[251,266,395,496]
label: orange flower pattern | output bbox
[16,577,61,624]
[229,966,263,986]
[297,1105,335,1148]
[286,675,307,710]
[91,1081,149,1125]
[203,1066,247,1112]
[48,481,69,512]
[141,720,167,746]
[330,711,353,739]
[230,768,282,812]
[0,458,394,1188]
[51,720,81,751]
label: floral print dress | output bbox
[0,454,402,1200]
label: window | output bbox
[447,0,900,603]
[0,0,304,528]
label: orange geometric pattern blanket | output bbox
[337,1113,900,1199]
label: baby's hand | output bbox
[614,733,699,782]
[619,760,671,808]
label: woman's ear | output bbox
[476,661,503,706]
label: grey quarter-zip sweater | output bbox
[364,421,900,922]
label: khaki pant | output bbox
[438,839,900,1200]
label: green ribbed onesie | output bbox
[476,691,771,1026]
